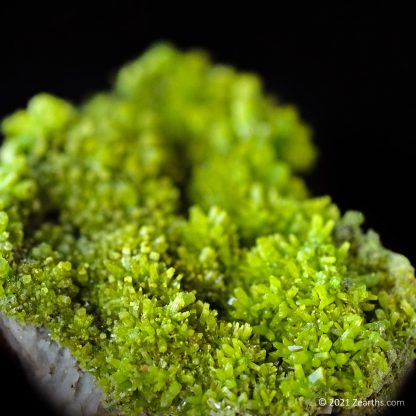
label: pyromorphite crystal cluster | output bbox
[0,44,415,415]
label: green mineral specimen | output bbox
[0,43,415,415]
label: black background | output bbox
[0,3,415,414]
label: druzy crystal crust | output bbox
[0,44,415,415]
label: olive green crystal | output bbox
[0,43,415,415]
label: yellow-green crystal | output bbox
[0,43,415,415]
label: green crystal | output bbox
[0,43,415,415]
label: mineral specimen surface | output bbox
[0,44,415,415]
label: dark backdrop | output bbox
[0,3,414,414]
